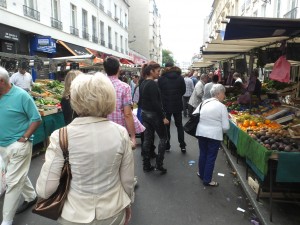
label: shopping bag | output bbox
[183,113,199,137]
[270,56,290,83]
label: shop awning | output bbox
[201,16,300,62]
[120,58,134,65]
[224,16,300,41]
[57,40,91,56]
[86,48,104,64]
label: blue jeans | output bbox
[197,136,220,184]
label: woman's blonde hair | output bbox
[62,70,82,98]
[70,72,116,117]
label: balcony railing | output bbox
[114,17,119,22]
[51,17,63,30]
[70,26,79,36]
[120,21,123,27]
[92,35,98,43]
[115,46,119,52]
[108,43,112,49]
[121,48,124,53]
[99,3,104,11]
[107,10,112,17]
[23,5,40,21]
[0,0,7,8]
[125,50,128,55]
[82,28,90,40]
[100,40,105,46]
[284,7,298,19]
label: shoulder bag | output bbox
[32,127,72,220]
[183,99,215,137]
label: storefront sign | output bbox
[31,36,56,54]
[0,24,20,42]
[1,41,15,53]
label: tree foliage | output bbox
[162,49,175,66]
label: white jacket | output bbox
[194,98,230,141]
[36,117,134,223]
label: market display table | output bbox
[33,112,65,146]
[225,120,300,221]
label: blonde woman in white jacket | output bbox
[194,84,229,187]
[36,73,134,225]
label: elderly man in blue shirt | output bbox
[0,67,41,225]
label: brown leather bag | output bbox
[32,127,72,220]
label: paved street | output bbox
[1,118,258,225]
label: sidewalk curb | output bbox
[221,143,270,225]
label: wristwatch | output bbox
[22,136,29,142]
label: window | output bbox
[125,13,127,28]
[51,0,59,19]
[114,4,117,18]
[92,16,97,36]
[120,35,123,53]
[115,32,118,51]
[108,26,112,49]
[24,0,39,20]
[70,4,77,28]
[261,4,266,17]
[100,21,105,46]
[82,9,89,40]
[24,0,35,8]
[125,38,128,54]
[276,0,281,17]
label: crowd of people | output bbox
[1,58,263,225]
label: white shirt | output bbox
[188,80,205,108]
[194,98,230,141]
[10,71,33,91]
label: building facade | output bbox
[0,0,131,70]
[128,0,162,64]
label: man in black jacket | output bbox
[158,62,187,153]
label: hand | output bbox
[17,137,27,143]
[124,207,132,225]
[130,136,137,150]
[163,118,169,125]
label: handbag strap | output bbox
[59,127,69,161]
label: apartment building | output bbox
[0,0,131,77]
[128,0,162,64]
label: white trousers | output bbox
[0,141,36,222]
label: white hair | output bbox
[70,72,116,117]
[210,84,225,97]
[0,67,9,83]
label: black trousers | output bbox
[142,111,167,167]
[165,112,186,149]
[182,96,193,117]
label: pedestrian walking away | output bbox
[36,73,134,225]
[182,73,194,118]
[139,62,169,174]
[194,84,229,187]
[0,66,42,225]
[158,62,187,153]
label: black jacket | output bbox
[158,66,186,113]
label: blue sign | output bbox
[31,36,56,54]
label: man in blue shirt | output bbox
[0,67,41,225]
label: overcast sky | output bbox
[156,0,213,63]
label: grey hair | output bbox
[0,67,9,83]
[210,84,225,97]
[200,73,208,80]
[70,72,116,117]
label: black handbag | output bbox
[32,127,72,220]
[183,102,202,137]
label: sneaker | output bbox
[181,148,186,153]
[16,197,38,214]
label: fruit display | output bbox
[30,80,64,116]
[248,128,299,152]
